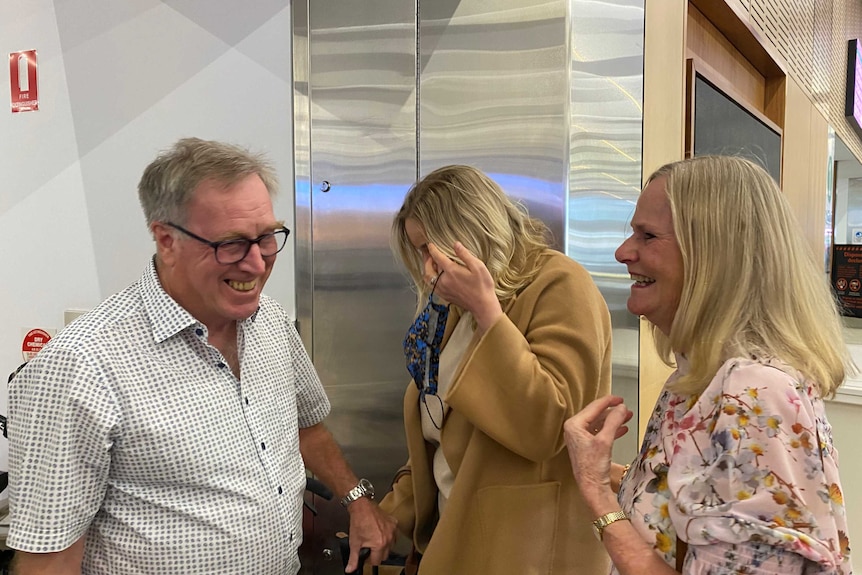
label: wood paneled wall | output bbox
[638,0,685,440]
[783,76,830,262]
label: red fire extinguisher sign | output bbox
[9,49,39,113]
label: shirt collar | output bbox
[140,257,261,344]
[140,257,198,344]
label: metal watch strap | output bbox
[592,510,629,541]
[340,478,374,507]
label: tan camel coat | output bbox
[379,250,613,574]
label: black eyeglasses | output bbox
[165,222,290,265]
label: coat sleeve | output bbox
[378,463,416,539]
[444,253,612,462]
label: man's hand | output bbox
[344,497,397,572]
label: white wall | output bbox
[0,0,296,469]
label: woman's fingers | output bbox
[426,243,451,274]
[569,396,625,428]
[596,403,633,438]
[452,241,481,271]
[565,397,631,444]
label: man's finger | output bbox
[345,548,358,573]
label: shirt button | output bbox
[261,442,266,450]
[278,486,283,494]
[217,362,226,369]
[245,397,249,405]
[195,328,203,336]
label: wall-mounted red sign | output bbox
[21,328,51,361]
[9,49,38,113]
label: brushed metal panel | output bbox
[298,0,418,572]
[308,4,418,386]
[568,0,644,464]
[418,0,569,250]
[417,0,643,465]
[296,2,646,571]
[293,0,313,353]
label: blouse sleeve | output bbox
[666,359,852,575]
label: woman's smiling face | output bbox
[614,176,684,335]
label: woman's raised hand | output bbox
[426,241,503,333]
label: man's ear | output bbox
[151,222,178,266]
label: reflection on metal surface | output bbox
[293,0,313,354]
[568,0,644,463]
[294,0,645,571]
[296,0,418,573]
[419,0,568,248]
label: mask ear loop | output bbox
[429,269,444,296]
[420,392,444,430]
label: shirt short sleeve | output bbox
[8,346,118,552]
[285,316,330,428]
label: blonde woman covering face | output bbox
[381,165,614,574]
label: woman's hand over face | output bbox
[426,242,503,333]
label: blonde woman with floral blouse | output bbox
[565,156,853,575]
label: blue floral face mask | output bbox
[403,284,449,396]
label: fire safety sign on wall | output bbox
[9,49,38,113]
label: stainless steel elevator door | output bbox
[294,1,644,571]
[297,1,418,572]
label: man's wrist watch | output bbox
[340,478,375,507]
[592,510,629,541]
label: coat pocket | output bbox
[476,482,560,574]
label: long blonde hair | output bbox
[651,155,852,397]
[392,165,551,313]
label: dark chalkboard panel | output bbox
[693,73,782,183]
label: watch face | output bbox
[359,478,374,498]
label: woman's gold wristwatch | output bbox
[591,510,629,541]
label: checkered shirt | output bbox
[8,258,330,574]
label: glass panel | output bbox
[829,133,862,397]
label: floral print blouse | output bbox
[616,356,852,575]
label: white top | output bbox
[8,259,330,574]
[420,312,475,515]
